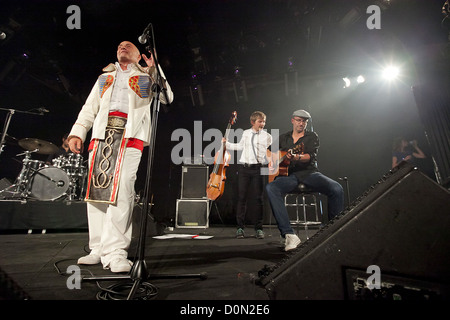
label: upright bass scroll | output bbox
[206,111,237,201]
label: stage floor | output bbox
[0,224,318,301]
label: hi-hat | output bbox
[18,138,59,155]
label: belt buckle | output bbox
[107,116,127,129]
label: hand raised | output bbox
[141,52,155,68]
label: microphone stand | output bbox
[82,27,206,300]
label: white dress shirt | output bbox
[226,128,272,164]
[109,62,131,114]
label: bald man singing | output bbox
[68,41,174,273]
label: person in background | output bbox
[46,133,72,165]
[392,137,426,168]
[224,111,272,239]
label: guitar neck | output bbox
[224,123,232,140]
[212,123,232,173]
[273,146,300,167]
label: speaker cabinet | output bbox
[0,266,30,300]
[181,165,208,199]
[176,199,210,228]
[257,162,450,300]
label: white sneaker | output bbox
[77,254,101,265]
[284,234,301,251]
[110,258,133,273]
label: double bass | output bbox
[206,111,237,201]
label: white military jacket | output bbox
[69,62,174,146]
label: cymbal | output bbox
[18,138,60,155]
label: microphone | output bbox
[138,23,152,44]
[37,107,50,113]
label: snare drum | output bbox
[27,160,45,171]
[29,166,69,201]
[16,159,45,187]
[24,159,45,180]
[15,158,45,192]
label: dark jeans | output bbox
[236,165,265,230]
[266,172,344,237]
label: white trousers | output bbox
[86,147,142,268]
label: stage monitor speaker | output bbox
[181,165,208,199]
[0,266,30,300]
[176,199,210,228]
[257,162,450,300]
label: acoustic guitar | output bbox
[267,143,304,183]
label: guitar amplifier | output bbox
[181,165,209,199]
[176,199,210,228]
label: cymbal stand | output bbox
[0,109,15,158]
[0,107,44,158]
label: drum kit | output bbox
[0,137,88,201]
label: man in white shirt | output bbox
[225,111,272,239]
[68,41,173,273]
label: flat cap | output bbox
[292,109,311,119]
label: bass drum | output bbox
[29,167,69,201]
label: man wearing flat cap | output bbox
[266,109,344,251]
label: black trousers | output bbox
[236,165,265,230]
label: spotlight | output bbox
[343,77,351,88]
[356,75,365,83]
[382,66,399,80]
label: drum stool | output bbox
[284,183,323,239]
